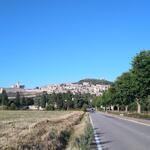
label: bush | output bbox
[59,130,71,148]
[47,128,58,150]
[141,96,150,111]
[0,105,8,110]
[9,103,17,110]
[46,105,55,111]
[128,102,137,112]
[125,113,150,119]
[82,104,88,112]
[68,114,93,150]
[74,122,93,150]
[46,128,71,150]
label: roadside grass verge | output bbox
[66,113,93,150]
[106,111,150,119]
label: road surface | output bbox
[90,112,150,150]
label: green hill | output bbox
[77,78,113,85]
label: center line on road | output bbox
[89,114,103,150]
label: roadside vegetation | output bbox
[106,111,150,119]
[67,113,93,150]
[93,50,150,117]
[0,90,94,111]
[0,110,84,150]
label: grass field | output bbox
[0,110,73,121]
[0,110,84,150]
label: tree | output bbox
[82,103,88,112]
[93,50,150,113]
[100,91,111,109]
[0,93,2,105]
[56,93,63,109]
[92,96,100,107]
[98,84,118,111]
[47,93,56,110]
[40,92,48,108]
[131,50,150,113]
[20,96,26,106]
[15,92,20,107]
[1,90,9,107]
[10,103,16,110]
[146,95,150,111]
[26,98,34,106]
[64,91,73,110]
[77,78,113,85]
[73,93,85,109]
[34,96,41,110]
[115,72,135,112]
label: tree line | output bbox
[77,79,113,85]
[34,91,94,110]
[0,90,94,110]
[93,50,150,113]
[0,90,34,110]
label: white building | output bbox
[0,88,3,94]
[11,82,25,89]
[40,82,110,96]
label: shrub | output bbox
[128,102,137,112]
[46,105,55,110]
[82,104,88,112]
[9,103,17,110]
[67,114,93,150]
[74,123,93,150]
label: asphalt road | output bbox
[90,112,150,150]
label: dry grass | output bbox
[0,110,84,150]
[67,113,93,150]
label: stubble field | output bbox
[0,110,84,150]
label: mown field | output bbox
[0,110,88,150]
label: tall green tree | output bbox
[1,90,9,106]
[131,50,150,113]
[40,91,48,108]
[15,92,20,107]
[47,93,56,110]
[20,96,26,106]
[115,72,135,111]
[0,93,2,105]
[64,91,73,110]
[34,96,41,109]
[56,93,63,109]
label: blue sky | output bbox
[0,0,149,88]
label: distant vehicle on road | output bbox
[86,107,95,113]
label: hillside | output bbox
[77,78,113,85]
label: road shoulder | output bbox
[98,111,150,127]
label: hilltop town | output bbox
[0,79,111,97]
[41,80,110,96]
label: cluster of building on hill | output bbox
[41,82,110,96]
[0,82,41,99]
[0,81,111,110]
[0,82,25,94]
[11,82,25,89]
[0,81,110,97]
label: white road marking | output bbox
[100,112,150,127]
[89,114,103,150]
[118,117,150,127]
